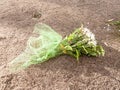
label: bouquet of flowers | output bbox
[9,23,105,71]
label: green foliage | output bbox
[108,20,120,29]
[60,26,105,61]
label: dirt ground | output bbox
[0,0,120,90]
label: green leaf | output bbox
[96,46,105,56]
[65,46,73,51]
[82,46,88,54]
[75,49,80,61]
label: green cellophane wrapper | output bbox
[9,23,62,71]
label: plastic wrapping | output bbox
[9,23,62,71]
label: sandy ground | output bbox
[0,0,120,90]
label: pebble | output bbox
[0,34,6,39]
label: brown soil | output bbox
[0,0,120,90]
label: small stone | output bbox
[0,34,6,39]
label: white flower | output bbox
[82,28,97,46]
[88,40,97,46]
